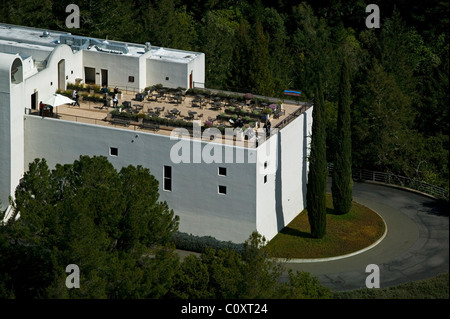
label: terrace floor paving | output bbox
[40,88,310,147]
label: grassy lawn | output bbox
[266,194,386,259]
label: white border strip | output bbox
[273,205,388,264]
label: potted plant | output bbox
[137,113,145,124]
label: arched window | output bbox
[11,58,23,84]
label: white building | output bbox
[0,23,312,243]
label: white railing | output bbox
[327,163,449,201]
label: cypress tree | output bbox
[332,59,353,215]
[307,79,327,239]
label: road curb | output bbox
[274,203,388,264]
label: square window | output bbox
[218,167,227,176]
[165,77,169,81]
[218,185,227,195]
[110,147,118,156]
[264,175,268,184]
[128,76,135,83]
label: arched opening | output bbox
[58,59,66,90]
[11,58,23,84]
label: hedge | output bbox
[171,232,244,254]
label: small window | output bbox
[264,175,268,184]
[218,185,227,195]
[110,147,118,156]
[218,167,227,176]
[128,76,135,83]
[163,165,172,191]
[165,76,169,81]
[264,161,268,169]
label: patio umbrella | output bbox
[43,93,74,107]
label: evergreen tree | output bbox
[306,79,327,238]
[226,18,252,92]
[0,156,179,298]
[332,59,352,215]
[197,10,238,89]
[248,21,275,96]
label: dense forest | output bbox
[0,0,448,189]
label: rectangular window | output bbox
[110,147,118,157]
[128,76,135,83]
[264,161,268,169]
[163,165,172,191]
[218,185,227,195]
[218,167,227,176]
[264,175,268,184]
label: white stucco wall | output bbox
[255,134,279,241]
[147,58,188,89]
[278,107,312,224]
[83,50,142,90]
[23,45,83,110]
[23,116,258,243]
[0,53,25,209]
[188,53,205,88]
[255,107,313,241]
[0,41,53,63]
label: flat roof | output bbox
[0,23,202,62]
[0,38,54,53]
[148,47,201,64]
[0,24,68,47]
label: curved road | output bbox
[283,181,449,291]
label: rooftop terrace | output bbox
[33,85,311,148]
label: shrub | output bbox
[171,232,244,254]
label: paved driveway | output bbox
[283,181,449,291]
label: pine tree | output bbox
[332,59,353,215]
[307,79,327,239]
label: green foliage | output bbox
[0,156,179,298]
[168,232,330,299]
[334,273,449,299]
[307,81,327,238]
[332,59,353,215]
[171,232,244,254]
[277,270,332,299]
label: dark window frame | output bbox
[163,165,172,191]
[218,167,227,176]
[110,147,118,156]
[218,185,227,195]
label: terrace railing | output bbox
[274,104,310,130]
[327,163,449,201]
